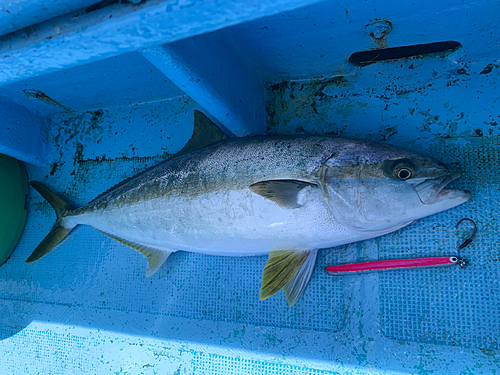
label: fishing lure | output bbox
[325,218,476,275]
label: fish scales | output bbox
[70,137,362,254]
[89,136,337,208]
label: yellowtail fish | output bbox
[27,111,470,306]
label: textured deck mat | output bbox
[192,352,340,375]
[378,137,500,349]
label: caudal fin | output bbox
[25,182,76,263]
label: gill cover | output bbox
[320,161,384,231]
[319,155,421,232]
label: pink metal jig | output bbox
[325,219,476,275]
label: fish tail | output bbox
[25,182,77,263]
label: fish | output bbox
[26,111,471,307]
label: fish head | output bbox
[320,141,471,233]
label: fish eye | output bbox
[395,167,413,180]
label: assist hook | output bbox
[455,218,477,268]
[456,218,477,250]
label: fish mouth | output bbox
[415,170,471,205]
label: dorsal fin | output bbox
[175,110,228,157]
[89,110,228,204]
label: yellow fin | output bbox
[260,250,310,302]
[26,182,77,263]
[249,180,316,209]
[26,225,72,263]
[100,232,173,277]
[145,251,171,278]
[30,181,75,215]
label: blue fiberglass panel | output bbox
[0,65,498,375]
[0,0,102,36]
[1,0,500,373]
[0,52,185,118]
[224,0,500,82]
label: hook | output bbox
[455,218,477,250]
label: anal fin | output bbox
[100,232,173,277]
[145,250,172,278]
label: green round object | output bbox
[0,154,28,265]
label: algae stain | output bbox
[269,81,289,94]
[263,332,283,347]
[74,143,84,165]
[232,325,246,345]
[357,343,368,364]
[481,348,497,358]
[265,76,349,134]
[311,100,319,114]
[49,161,61,176]
[90,109,105,127]
[47,108,112,177]
[480,64,497,75]
[378,125,398,141]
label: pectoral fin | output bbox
[100,232,173,277]
[249,180,316,209]
[260,250,315,305]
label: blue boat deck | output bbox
[0,0,499,373]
